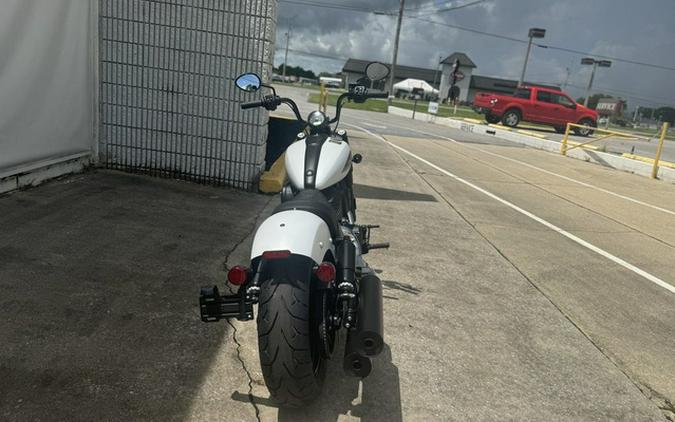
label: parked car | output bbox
[473,86,598,136]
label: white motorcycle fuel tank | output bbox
[285,134,351,190]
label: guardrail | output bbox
[561,122,670,179]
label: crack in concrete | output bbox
[220,196,274,422]
[392,148,671,421]
[227,319,262,422]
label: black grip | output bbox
[367,92,389,99]
[241,101,263,110]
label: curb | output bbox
[387,106,675,183]
[259,153,286,193]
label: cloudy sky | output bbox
[274,0,675,110]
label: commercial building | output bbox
[341,52,559,103]
[1,0,277,193]
[342,58,441,90]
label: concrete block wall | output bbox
[99,0,277,190]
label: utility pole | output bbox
[562,67,570,90]
[387,0,405,103]
[282,30,290,79]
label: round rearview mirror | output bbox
[235,73,261,92]
[365,62,390,82]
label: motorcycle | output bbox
[199,62,391,407]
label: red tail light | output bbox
[315,262,336,283]
[227,266,249,286]
[262,250,292,260]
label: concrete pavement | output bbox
[1,84,673,420]
[0,171,271,421]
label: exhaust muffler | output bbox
[343,331,372,377]
[354,273,384,356]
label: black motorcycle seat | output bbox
[274,189,340,238]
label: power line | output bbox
[534,43,675,72]
[278,0,675,73]
[277,0,374,13]
[406,15,525,43]
[407,0,487,17]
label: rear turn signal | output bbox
[227,265,249,286]
[315,262,336,283]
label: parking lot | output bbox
[2,85,675,420]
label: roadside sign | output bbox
[428,101,439,115]
[454,71,465,82]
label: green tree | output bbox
[654,107,675,124]
[273,64,317,80]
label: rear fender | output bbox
[251,210,335,264]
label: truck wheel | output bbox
[502,109,521,127]
[485,114,500,124]
[257,272,327,407]
[574,118,596,137]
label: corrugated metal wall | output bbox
[99,0,276,190]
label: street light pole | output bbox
[581,58,611,107]
[518,28,546,88]
[387,0,405,103]
[584,62,598,107]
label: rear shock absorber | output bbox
[337,238,358,328]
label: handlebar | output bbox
[240,88,388,126]
[241,101,264,110]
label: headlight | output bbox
[308,111,327,127]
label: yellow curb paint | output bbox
[463,118,482,124]
[489,123,509,131]
[622,153,675,169]
[259,153,287,193]
[516,129,548,139]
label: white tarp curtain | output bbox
[0,0,94,173]
[393,78,439,95]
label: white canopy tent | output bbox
[393,78,439,97]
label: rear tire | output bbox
[502,109,521,127]
[574,118,596,137]
[257,274,326,407]
[485,114,500,124]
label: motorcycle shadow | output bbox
[235,338,402,421]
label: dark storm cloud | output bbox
[275,0,675,108]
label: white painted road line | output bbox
[360,121,387,129]
[354,117,675,217]
[348,122,675,295]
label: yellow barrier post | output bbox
[561,123,571,155]
[651,122,670,179]
[319,82,327,113]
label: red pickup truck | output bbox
[473,86,598,136]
